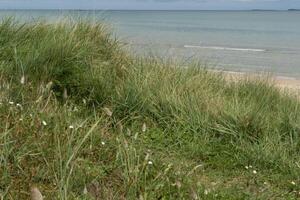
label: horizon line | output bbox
[0,8,299,11]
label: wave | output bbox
[184,45,266,52]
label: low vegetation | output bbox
[1,18,300,199]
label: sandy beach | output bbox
[275,76,300,90]
[219,70,300,92]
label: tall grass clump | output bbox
[0,18,128,105]
[1,18,300,199]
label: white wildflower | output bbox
[101,141,106,146]
[20,75,25,85]
[69,125,74,129]
[245,166,249,170]
[42,121,47,126]
[9,101,14,105]
[291,181,296,185]
[204,189,209,195]
[253,170,257,174]
[148,161,153,165]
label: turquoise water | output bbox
[0,10,300,77]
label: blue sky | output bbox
[0,0,299,10]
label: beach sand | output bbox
[218,70,300,92]
[275,77,300,90]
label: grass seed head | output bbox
[30,187,43,200]
[142,123,147,132]
[103,107,113,117]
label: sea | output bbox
[0,10,300,77]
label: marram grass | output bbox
[1,18,300,199]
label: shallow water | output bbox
[0,10,300,77]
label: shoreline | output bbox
[216,69,300,91]
[274,76,300,90]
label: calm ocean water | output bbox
[0,10,300,77]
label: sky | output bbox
[0,0,299,10]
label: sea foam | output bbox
[184,45,266,52]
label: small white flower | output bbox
[69,125,74,129]
[291,181,296,185]
[263,182,268,185]
[20,76,25,85]
[101,141,106,146]
[148,161,153,165]
[42,120,47,126]
[204,189,209,195]
[249,165,253,168]
[19,118,23,121]
[16,103,21,107]
[9,101,14,105]
[253,170,257,174]
[245,166,249,170]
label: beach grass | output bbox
[1,18,300,199]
